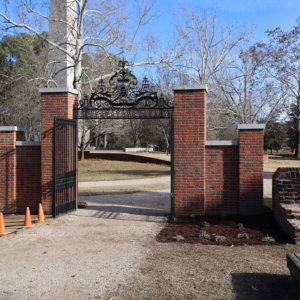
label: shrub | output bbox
[172,235,185,241]
[213,235,226,242]
[198,231,209,239]
[261,235,276,242]
[237,233,249,239]
[237,223,244,229]
[200,221,210,228]
[190,214,196,220]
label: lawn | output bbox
[78,159,170,182]
[78,181,170,195]
[264,157,300,172]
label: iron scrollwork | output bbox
[74,59,173,119]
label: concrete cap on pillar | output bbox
[0,126,26,132]
[238,124,265,130]
[39,87,79,95]
[173,84,208,92]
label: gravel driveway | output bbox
[1,172,295,299]
[0,190,170,300]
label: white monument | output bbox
[48,0,77,88]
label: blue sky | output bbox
[2,0,299,45]
[147,0,299,43]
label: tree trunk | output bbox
[104,133,107,148]
[79,142,85,161]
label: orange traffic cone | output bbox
[0,212,8,235]
[24,207,32,228]
[38,203,45,222]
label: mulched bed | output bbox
[156,213,292,246]
[78,201,87,208]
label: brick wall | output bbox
[238,125,265,215]
[16,145,41,213]
[205,145,239,214]
[173,86,206,215]
[0,129,18,212]
[173,86,265,217]
[273,168,300,244]
[0,128,40,214]
[1,86,265,218]
[40,88,78,214]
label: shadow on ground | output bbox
[75,191,170,222]
[232,273,298,300]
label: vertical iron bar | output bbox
[53,118,57,217]
[74,120,77,210]
[64,120,67,214]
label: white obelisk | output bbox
[48,0,77,88]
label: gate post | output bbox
[238,124,265,214]
[173,85,207,216]
[0,127,25,213]
[40,87,78,214]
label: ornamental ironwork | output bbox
[74,59,173,119]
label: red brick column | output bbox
[0,126,25,213]
[238,124,265,214]
[40,88,78,214]
[16,142,41,213]
[173,85,207,216]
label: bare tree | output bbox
[78,119,123,159]
[166,8,250,86]
[0,0,180,93]
[150,65,178,151]
[253,18,300,157]
[208,45,285,139]
[127,119,144,147]
[0,0,125,91]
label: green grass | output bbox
[78,159,170,182]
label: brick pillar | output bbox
[40,87,78,214]
[0,126,25,213]
[173,85,207,216]
[238,124,265,214]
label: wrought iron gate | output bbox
[73,59,175,221]
[53,117,77,217]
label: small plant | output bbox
[261,235,276,242]
[237,233,249,239]
[190,214,196,220]
[213,235,226,242]
[172,235,185,241]
[200,221,210,228]
[164,214,171,223]
[198,231,209,239]
[237,223,244,229]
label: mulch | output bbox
[78,201,87,208]
[156,213,292,246]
